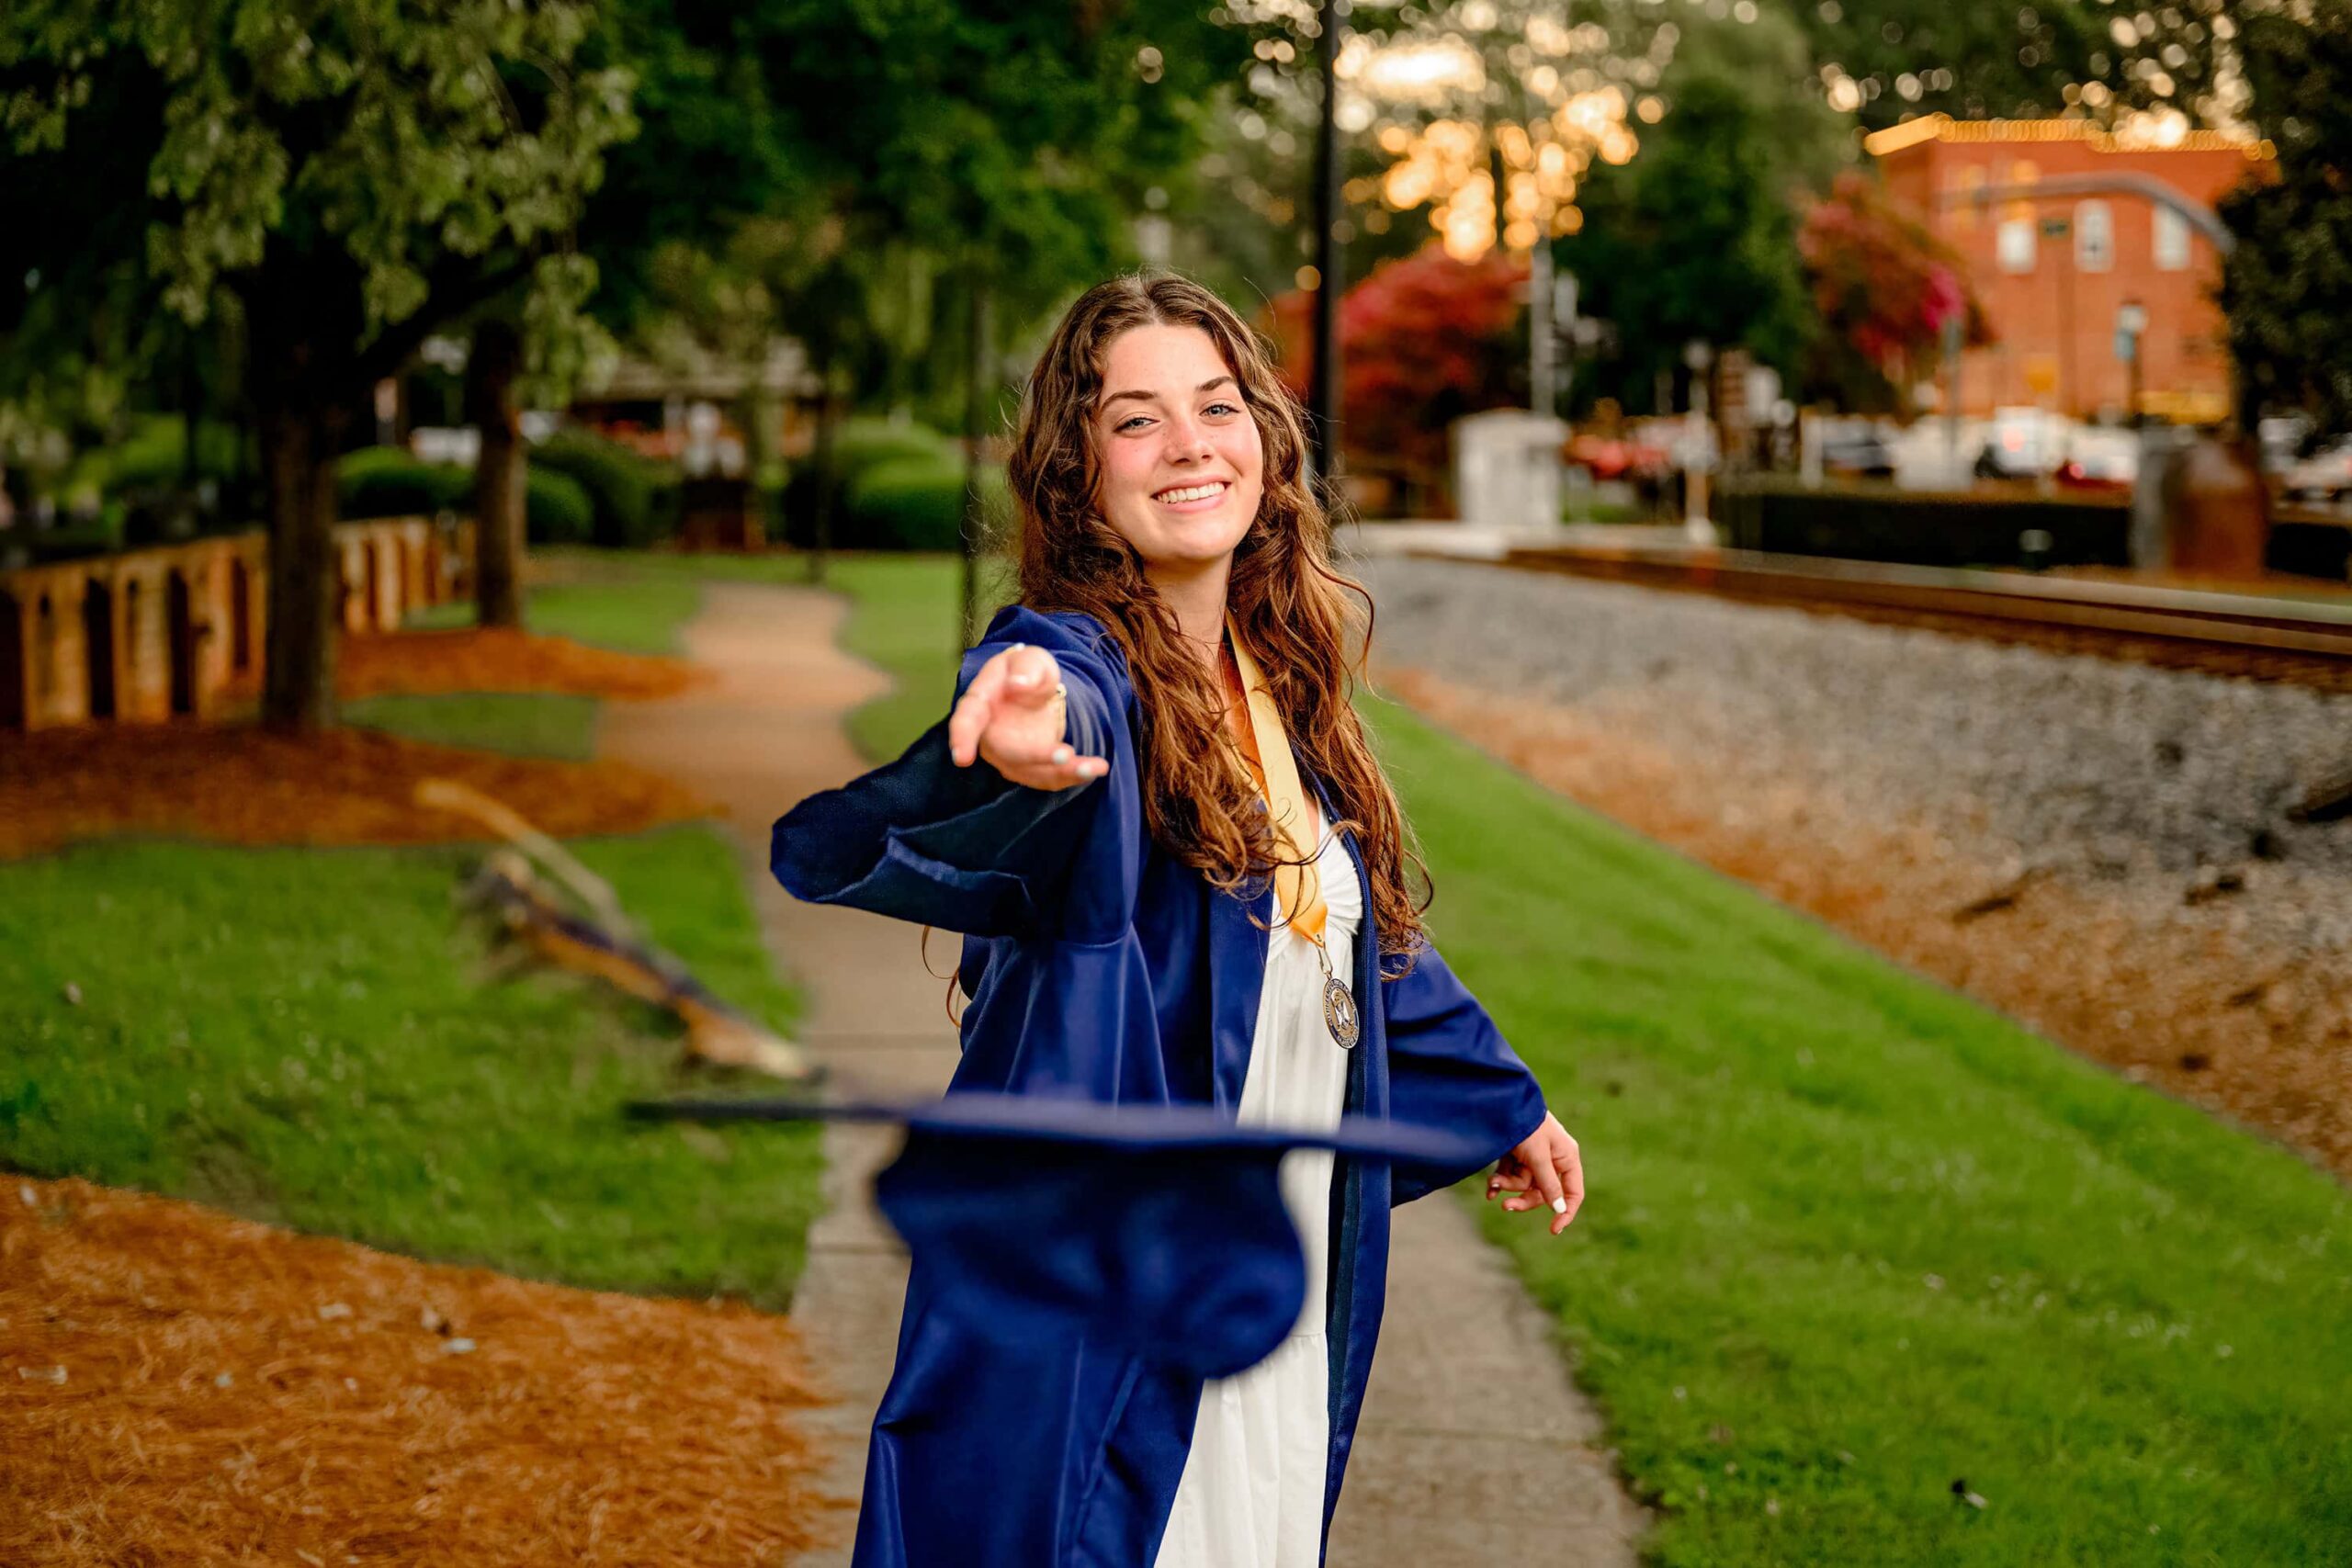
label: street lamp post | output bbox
[1682,338,1714,542]
[2116,299,2148,426]
[1529,239,1554,420]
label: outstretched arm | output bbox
[770,608,1134,938]
[947,640,1109,790]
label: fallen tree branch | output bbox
[423,778,817,1084]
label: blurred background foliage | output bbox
[0,0,2334,689]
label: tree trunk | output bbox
[469,318,527,629]
[959,275,992,649]
[256,389,344,732]
[809,362,841,589]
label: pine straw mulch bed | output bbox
[0,724,707,861]
[1,1177,842,1566]
[335,627,705,702]
[1382,663,2352,1183]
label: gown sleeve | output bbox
[769,605,1132,939]
[1378,941,1550,1205]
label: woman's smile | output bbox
[1092,321,1266,580]
[1153,479,1232,512]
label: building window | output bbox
[2075,201,2113,271]
[1997,216,2037,273]
[2154,205,2191,271]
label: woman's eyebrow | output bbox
[1099,374,1238,412]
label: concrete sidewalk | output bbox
[598,580,1646,1565]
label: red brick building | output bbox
[1867,115,2274,423]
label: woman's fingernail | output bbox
[1551,1197,1568,1215]
[1052,746,1072,765]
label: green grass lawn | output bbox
[798,548,2352,1563]
[6,558,831,1304]
[0,827,821,1306]
[1378,697,2352,1565]
[341,691,603,760]
[401,576,704,656]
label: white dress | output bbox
[1154,798,1363,1568]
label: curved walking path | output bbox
[599,580,1647,1565]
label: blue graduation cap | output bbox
[628,1092,1490,1379]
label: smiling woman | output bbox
[1091,328,1265,586]
[767,271,1582,1568]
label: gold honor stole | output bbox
[1226,620,1361,1049]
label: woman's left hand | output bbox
[1485,1112,1584,1236]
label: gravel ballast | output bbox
[1355,551,2352,1175]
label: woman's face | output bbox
[1090,323,1265,576]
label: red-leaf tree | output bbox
[1267,242,1527,480]
[1797,171,1992,413]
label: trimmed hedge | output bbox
[842,457,1011,553]
[2270,519,2352,582]
[781,418,977,550]
[335,445,602,545]
[337,447,471,520]
[524,467,595,544]
[1717,478,2132,569]
[834,417,958,474]
[0,519,123,569]
[1717,477,2352,582]
[63,415,246,503]
[530,427,676,547]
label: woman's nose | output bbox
[1162,418,1213,461]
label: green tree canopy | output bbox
[1555,6,1840,412]
[5,0,636,727]
[2219,1,2352,433]
[1796,0,2225,134]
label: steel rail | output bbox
[1468,544,2352,673]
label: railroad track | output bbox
[1473,543,2352,694]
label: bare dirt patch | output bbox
[0,1177,842,1566]
[1383,663,2352,1180]
[0,725,707,860]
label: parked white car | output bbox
[1974,407,2070,479]
[2283,436,2352,502]
[2056,428,2141,491]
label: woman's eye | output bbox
[1114,401,1237,432]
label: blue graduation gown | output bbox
[770,604,1550,1568]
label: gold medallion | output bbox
[1323,973,1361,1049]
[1316,940,1360,1049]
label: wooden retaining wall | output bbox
[0,519,474,731]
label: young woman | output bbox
[771,271,1585,1568]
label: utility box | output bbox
[1452,410,1568,530]
[2132,431,2268,579]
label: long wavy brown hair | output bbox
[1006,270,1431,966]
